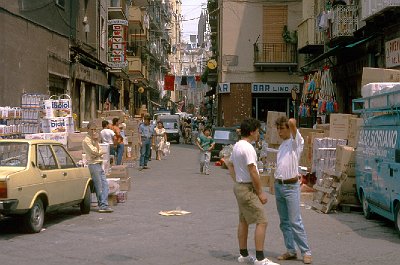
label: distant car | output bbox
[211,127,239,161]
[0,139,92,233]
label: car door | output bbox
[51,145,83,202]
[36,144,64,205]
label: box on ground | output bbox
[108,165,128,179]
[116,191,128,203]
[329,114,356,140]
[335,145,356,176]
[361,67,400,87]
[347,118,363,148]
[108,194,118,206]
[67,132,88,151]
[119,177,131,191]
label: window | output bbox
[56,0,65,9]
[52,145,76,169]
[101,17,106,50]
[37,145,58,170]
[0,143,29,167]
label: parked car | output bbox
[211,127,239,161]
[0,139,93,233]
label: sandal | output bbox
[277,252,297,260]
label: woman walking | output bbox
[154,121,167,160]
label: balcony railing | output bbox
[331,5,359,40]
[254,43,297,67]
[298,18,324,53]
[362,0,400,21]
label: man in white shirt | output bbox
[227,118,279,265]
[100,120,115,157]
[274,117,312,264]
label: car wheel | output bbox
[395,203,400,236]
[23,198,44,233]
[361,192,372,220]
[80,185,91,214]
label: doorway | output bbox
[253,97,288,122]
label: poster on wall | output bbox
[108,19,128,69]
[386,37,400,68]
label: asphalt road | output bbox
[0,144,399,265]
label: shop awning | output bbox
[301,35,376,72]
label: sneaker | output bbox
[303,255,312,264]
[98,207,113,213]
[238,255,255,263]
[277,252,297,260]
[138,167,144,171]
[254,258,280,265]
[143,166,149,169]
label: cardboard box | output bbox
[108,165,128,179]
[119,176,131,191]
[335,145,356,176]
[67,132,88,151]
[361,67,400,87]
[265,111,287,145]
[340,175,356,193]
[108,194,118,206]
[107,178,120,194]
[347,118,363,148]
[329,114,356,140]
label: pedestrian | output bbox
[312,116,322,129]
[195,126,215,175]
[110,118,124,165]
[274,116,312,264]
[154,121,167,160]
[100,120,115,158]
[82,122,113,213]
[138,115,154,170]
[226,117,279,265]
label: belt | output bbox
[275,177,299,185]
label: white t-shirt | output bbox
[231,140,258,183]
[275,129,304,180]
[100,128,115,144]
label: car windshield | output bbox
[164,122,178,129]
[0,142,29,167]
[214,130,237,141]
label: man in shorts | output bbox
[227,118,279,265]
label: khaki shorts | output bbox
[233,182,268,224]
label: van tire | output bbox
[395,203,400,236]
[361,192,372,220]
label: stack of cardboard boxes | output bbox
[107,165,131,205]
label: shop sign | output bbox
[251,83,299,93]
[386,37,400,68]
[218,83,230,93]
[108,19,128,69]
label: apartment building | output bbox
[208,0,304,126]
[298,0,400,114]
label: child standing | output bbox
[195,127,215,175]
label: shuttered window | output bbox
[262,5,289,62]
[263,5,288,43]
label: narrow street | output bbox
[0,144,399,265]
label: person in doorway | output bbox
[110,118,125,165]
[154,121,167,160]
[82,122,113,213]
[226,118,279,265]
[195,126,215,175]
[138,115,154,170]
[274,116,312,264]
[312,116,322,129]
[100,120,115,158]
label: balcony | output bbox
[298,18,324,54]
[108,0,128,20]
[362,0,400,21]
[254,43,297,68]
[127,56,148,81]
[128,6,144,31]
[330,5,359,42]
